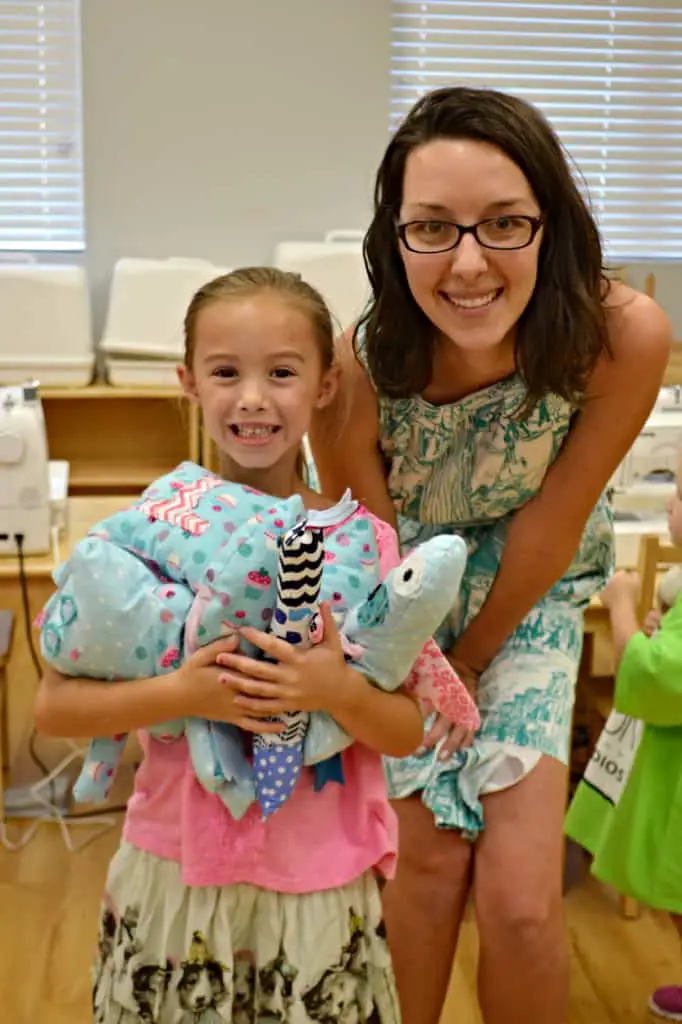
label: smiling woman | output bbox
[309,85,672,1024]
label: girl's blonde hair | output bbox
[183,266,335,371]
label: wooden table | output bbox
[0,496,135,780]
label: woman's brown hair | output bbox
[357,86,611,413]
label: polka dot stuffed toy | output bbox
[38,461,478,818]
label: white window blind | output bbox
[0,0,84,251]
[391,1,682,260]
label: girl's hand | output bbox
[173,636,284,734]
[642,608,662,637]
[216,602,355,717]
[419,655,479,758]
[600,570,640,611]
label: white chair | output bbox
[273,230,370,334]
[0,262,94,387]
[100,257,231,386]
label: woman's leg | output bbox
[473,755,569,1024]
[381,794,474,1024]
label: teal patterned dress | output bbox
[354,348,614,838]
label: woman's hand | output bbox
[419,654,479,758]
[216,602,355,718]
[173,636,285,734]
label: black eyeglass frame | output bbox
[395,214,545,253]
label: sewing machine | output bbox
[0,384,50,557]
[612,408,682,491]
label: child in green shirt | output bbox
[593,475,682,1021]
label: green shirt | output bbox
[591,595,682,914]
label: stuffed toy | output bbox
[38,462,479,818]
[251,518,325,817]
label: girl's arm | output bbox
[452,291,671,674]
[35,666,193,737]
[34,636,286,738]
[612,597,682,726]
[327,668,424,758]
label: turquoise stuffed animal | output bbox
[38,462,478,818]
[39,462,381,815]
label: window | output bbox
[391,1,682,260]
[0,0,84,251]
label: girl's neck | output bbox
[218,453,299,499]
[216,453,333,509]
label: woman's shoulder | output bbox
[604,279,672,358]
[580,278,671,413]
[336,325,375,392]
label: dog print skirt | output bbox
[92,841,400,1024]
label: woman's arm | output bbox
[452,290,672,673]
[310,329,398,528]
[33,636,285,738]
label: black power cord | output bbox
[13,531,127,819]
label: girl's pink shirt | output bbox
[122,512,401,892]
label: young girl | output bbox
[592,467,682,1021]
[34,267,424,1024]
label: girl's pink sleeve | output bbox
[370,515,402,579]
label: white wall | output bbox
[74,2,682,339]
[80,0,391,332]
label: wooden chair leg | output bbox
[620,894,641,920]
[1,672,8,774]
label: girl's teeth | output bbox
[448,290,498,308]
[237,426,273,437]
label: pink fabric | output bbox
[403,637,480,731]
[123,509,402,893]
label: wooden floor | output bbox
[0,800,679,1024]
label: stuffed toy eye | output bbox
[394,553,424,596]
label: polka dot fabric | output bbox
[38,462,382,809]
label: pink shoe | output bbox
[650,987,682,1020]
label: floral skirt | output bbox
[92,841,400,1024]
